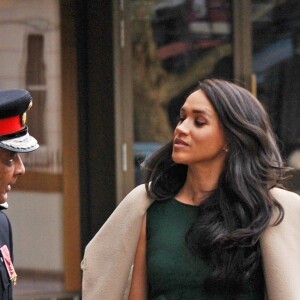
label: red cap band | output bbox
[0,115,24,135]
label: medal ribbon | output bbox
[0,245,17,285]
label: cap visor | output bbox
[0,133,39,153]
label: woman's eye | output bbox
[195,119,206,126]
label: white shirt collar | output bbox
[0,202,9,209]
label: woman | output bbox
[81,79,300,300]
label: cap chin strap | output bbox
[0,126,28,142]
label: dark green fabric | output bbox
[146,198,264,300]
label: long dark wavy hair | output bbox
[142,79,287,299]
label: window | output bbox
[26,34,46,145]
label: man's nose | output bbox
[15,154,25,176]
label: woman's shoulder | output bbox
[270,187,300,209]
[83,184,154,262]
[269,187,300,226]
[118,184,154,212]
[262,188,300,300]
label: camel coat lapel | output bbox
[81,184,153,300]
[81,185,300,300]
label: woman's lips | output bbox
[174,138,189,147]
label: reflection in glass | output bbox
[252,0,300,169]
[130,0,233,185]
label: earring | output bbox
[223,147,229,153]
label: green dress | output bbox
[146,198,265,300]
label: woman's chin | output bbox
[172,153,186,164]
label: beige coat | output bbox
[81,184,300,300]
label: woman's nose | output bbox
[14,154,25,176]
[175,120,189,135]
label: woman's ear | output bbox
[223,146,229,153]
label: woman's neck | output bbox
[176,164,223,205]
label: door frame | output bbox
[113,0,135,204]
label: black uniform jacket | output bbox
[0,209,13,300]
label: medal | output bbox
[0,245,17,285]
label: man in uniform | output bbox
[0,89,39,299]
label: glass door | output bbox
[251,0,300,191]
[129,0,234,185]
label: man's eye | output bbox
[8,154,17,164]
[7,157,14,165]
[2,158,14,167]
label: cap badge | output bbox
[20,100,32,126]
[27,100,33,110]
[21,112,27,126]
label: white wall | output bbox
[5,191,64,272]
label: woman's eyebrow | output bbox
[180,107,212,118]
